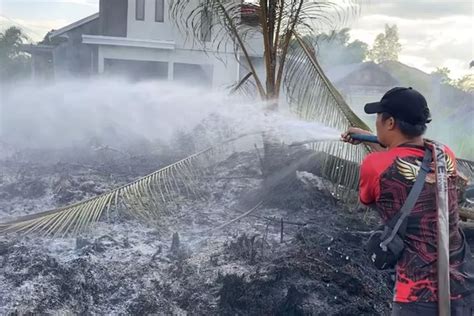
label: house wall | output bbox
[47,0,261,87]
[95,0,246,87]
[99,0,128,37]
[126,0,261,55]
[53,18,99,77]
[127,0,173,42]
[29,49,55,80]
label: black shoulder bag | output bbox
[366,148,431,270]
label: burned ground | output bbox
[0,147,472,315]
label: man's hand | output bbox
[341,128,386,152]
[341,127,373,145]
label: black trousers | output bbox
[391,295,474,316]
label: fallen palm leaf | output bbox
[0,133,260,237]
[0,151,205,237]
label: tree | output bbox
[431,67,453,85]
[431,67,473,92]
[368,24,402,63]
[172,1,365,103]
[171,1,371,175]
[454,74,474,92]
[0,26,31,81]
[312,28,368,67]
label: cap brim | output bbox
[364,102,383,114]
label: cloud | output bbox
[2,0,98,5]
[48,0,98,6]
[0,16,69,41]
[360,0,473,19]
[0,0,99,41]
[350,13,473,79]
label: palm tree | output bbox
[0,26,31,80]
[0,26,27,55]
[171,0,371,175]
[175,1,361,97]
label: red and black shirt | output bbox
[359,144,474,302]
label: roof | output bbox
[378,60,441,100]
[49,12,99,39]
[20,44,55,53]
[325,62,367,83]
[380,60,473,102]
[325,61,399,86]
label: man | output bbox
[341,87,474,315]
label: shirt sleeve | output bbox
[359,154,380,205]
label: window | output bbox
[136,0,145,21]
[200,6,212,42]
[155,0,164,22]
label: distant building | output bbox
[23,13,100,80]
[24,0,262,88]
[325,61,400,124]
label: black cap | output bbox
[364,87,431,125]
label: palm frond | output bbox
[283,33,370,200]
[458,158,474,181]
[0,134,260,237]
[230,72,253,94]
[0,150,206,237]
[170,0,265,96]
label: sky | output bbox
[0,0,472,79]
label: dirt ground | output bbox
[0,145,472,315]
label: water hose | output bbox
[349,134,379,144]
[289,133,380,147]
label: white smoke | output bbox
[0,78,340,153]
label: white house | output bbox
[27,0,263,88]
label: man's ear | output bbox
[387,117,396,130]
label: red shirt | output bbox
[359,145,474,302]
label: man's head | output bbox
[364,87,431,146]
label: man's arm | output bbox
[341,127,386,152]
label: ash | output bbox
[0,145,396,315]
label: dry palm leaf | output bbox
[0,133,257,237]
[0,150,206,237]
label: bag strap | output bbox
[380,148,432,251]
